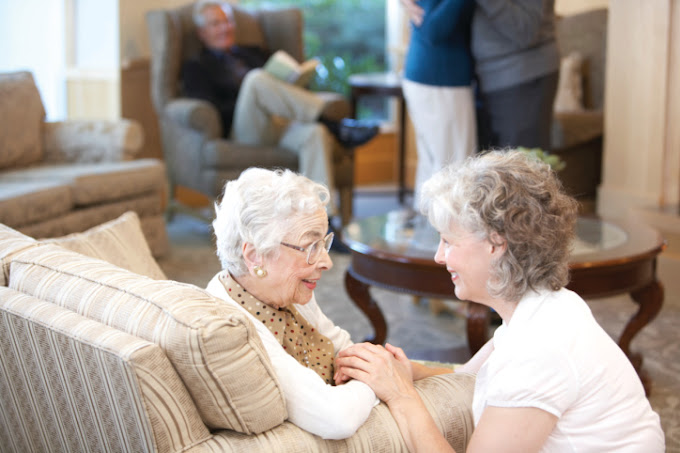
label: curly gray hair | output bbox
[213,167,330,276]
[419,150,579,302]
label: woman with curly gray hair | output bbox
[336,151,664,452]
[205,168,377,440]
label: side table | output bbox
[348,72,409,203]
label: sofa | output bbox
[551,8,608,207]
[0,71,169,257]
[0,213,475,452]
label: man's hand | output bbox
[400,0,424,26]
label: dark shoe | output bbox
[322,118,380,148]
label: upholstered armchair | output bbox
[551,8,608,207]
[146,3,355,224]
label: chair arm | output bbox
[551,109,604,150]
[163,98,222,139]
[43,119,144,163]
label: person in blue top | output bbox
[400,0,477,208]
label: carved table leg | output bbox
[623,278,664,395]
[344,268,388,344]
[466,302,490,355]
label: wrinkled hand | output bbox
[335,343,415,405]
[400,0,424,26]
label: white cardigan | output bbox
[206,271,378,439]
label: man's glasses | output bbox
[280,232,334,265]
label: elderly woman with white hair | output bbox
[205,167,377,439]
[336,150,664,452]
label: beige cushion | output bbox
[0,181,73,227]
[554,52,585,113]
[0,287,210,452]
[0,224,39,286]
[41,211,167,280]
[0,159,165,206]
[8,244,287,433]
[0,71,46,170]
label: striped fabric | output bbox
[8,244,288,433]
[187,373,475,453]
[41,211,167,280]
[0,223,39,286]
[0,287,210,452]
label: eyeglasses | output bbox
[280,232,334,265]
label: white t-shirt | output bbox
[206,271,378,439]
[473,288,665,452]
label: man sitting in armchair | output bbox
[182,0,378,197]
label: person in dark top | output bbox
[400,0,477,207]
[182,0,378,212]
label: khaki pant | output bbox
[231,70,336,208]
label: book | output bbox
[263,50,319,87]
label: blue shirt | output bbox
[404,0,475,87]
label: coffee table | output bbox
[342,214,665,393]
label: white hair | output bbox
[192,0,234,28]
[213,168,331,276]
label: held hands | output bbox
[334,343,416,405]
[400,0,424,26]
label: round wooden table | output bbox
[342,214,665,393]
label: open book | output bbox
[263,50,319,87]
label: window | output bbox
[241,0,388,120]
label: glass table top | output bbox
[342,211,648,266]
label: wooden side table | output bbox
[348,72,409,203]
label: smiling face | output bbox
[197,4,236,52]
[434,222,499,305]
[254,209,333,308]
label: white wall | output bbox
[0,0,66,119]
[555,0,609,15]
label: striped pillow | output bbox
[7,244,287,433]
[41,211,166,280]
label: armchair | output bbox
[146,3,355,224]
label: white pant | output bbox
[231,70,336,205]
[402,80,477,208]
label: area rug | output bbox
[158,213,680,452]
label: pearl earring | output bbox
[254,265,267,278]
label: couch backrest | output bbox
[0,71,46,170]
[556,8,608,110]
[146,3,304,113]
[4,241,288,433]
[0,287,211,452]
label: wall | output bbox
[555,0,608,15]
[597,0,680,234]
[0,0,66,120]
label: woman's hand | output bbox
[335,342,416,405]
[400,0,424,26]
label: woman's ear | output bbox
[488,232,507,256]
[242,242,261,267]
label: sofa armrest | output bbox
[43,119,144,163]
[551,109,604,150]
[163,98,222,139]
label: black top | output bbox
[181,45,271,136]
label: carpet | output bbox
[158,213,680,452]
